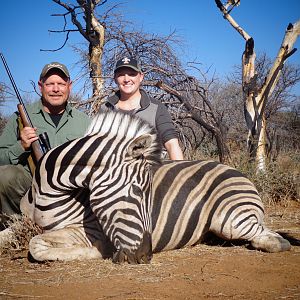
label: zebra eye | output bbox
[132,184,143,198]
[115,240,120,250]
[100,215,107,223]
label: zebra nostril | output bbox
[140,253,152,264]
[146,253,153,263]
[135,231,152,264]
[112,249,127,264]
[127,253,138,264]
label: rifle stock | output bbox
[17,104,44,162]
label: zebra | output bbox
[19,111,161,263]
[151,160,290,253]
[18,110,290,263]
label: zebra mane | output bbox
[85,110,162,164]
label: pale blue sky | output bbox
[1,0,299,116]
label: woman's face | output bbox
[114,67,144,98]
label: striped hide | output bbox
[18,111,290,263]
[20,111,161,263]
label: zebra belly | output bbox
[151,160,264,252]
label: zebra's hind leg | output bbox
[211,214,291,253]
[29,227,103,262]
[250,229,291,253]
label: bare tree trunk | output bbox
[215,0,300,172]
[52,0,105,102]
[250,21,300,172]
[77,0,105,101]
[88,9,105,99]
[256,115,267,172]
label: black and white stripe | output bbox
[150,160,289,253]
[21,111,161,263]
[20,111,290,263]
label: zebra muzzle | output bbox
[112,231,153,264]
[135,231,153,264]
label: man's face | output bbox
[114,67,144,97]
[38,69,72,113]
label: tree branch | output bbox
[259,20,300,103]
[215,0,251,41]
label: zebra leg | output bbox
[250,229,291,252]
[211,212,291,253]
[29,227,104,261]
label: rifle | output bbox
[0,52,51,173]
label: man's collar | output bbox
[64,102,73,116]
[37,98,71,116]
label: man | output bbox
[101,56,184,160]
[0,62,91,221]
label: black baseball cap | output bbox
[114,56,142,73]
[40,62,70,79]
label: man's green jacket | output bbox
[0,100,91,171]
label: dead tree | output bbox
[156,80,229,162]
[45,1,230,160]
[215,0,300,172]
[48,0,107,101]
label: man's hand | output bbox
[20,126,39,151]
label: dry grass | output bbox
[187,149,300,205]
[0,203,299,300]
[226,151,300,205]
[0,214,42,256]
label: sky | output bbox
[0,0,299,116]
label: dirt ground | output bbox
[0,201,299,300]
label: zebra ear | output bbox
[128,134,153,158]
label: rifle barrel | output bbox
[0,52,34,128]
[0,52,48,159]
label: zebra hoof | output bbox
[251,234,291,252]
